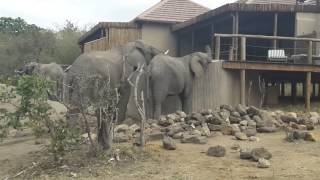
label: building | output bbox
[79,0,320,113]
[78,0,209,56]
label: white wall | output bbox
[296,13,320,54]
[141,22,177,56]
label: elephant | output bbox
[16,62,65,100]
[66,40,161,123]
[148,46,212,119]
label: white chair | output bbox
[268,49,288,63]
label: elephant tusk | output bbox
[164,49,170,55]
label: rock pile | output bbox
[113,104,319,144]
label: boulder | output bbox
[235,104,247,116]
[229,116,241,124]
[172,132,183,139]
[176,111,187,118]
[200,109,213,116]
[113,132,130,143]
[247,106,261,116]
[242,115,251,121]
[280,114,298,123]
[257,158,271,168]
[251,147,272,161]
[243,127,257,137]
[235,132,248,140]
[201,123,211,136]
[115,124,130,133]
[220,104,234,112]
[240,148,252,159]
[181,135,207,144]
[163,136,177,150]
[240,120,248,126]
[207,145,226,157]
[167,124,184,137]
[158,116,174,127]
[257,126,277,133]
[208,124,223,131]
[249,136,260,142]
[304,132,317,142]
[129,124,140,133]
[219,110,230,120]
[231,111,241,118]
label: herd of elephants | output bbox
[16,40,213,121]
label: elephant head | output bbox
[190,45,212,78]
[16,62,39,75]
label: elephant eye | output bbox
[133,66,138,71]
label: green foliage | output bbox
[0,76,81,160]
[0,17,85,75]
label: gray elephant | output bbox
[66,40,161,122]
[148,47,212,119]
[17,62,65,100]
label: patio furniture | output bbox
[268,49,288,63]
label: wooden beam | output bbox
[305,72,311,112]
[214,33,320,42]
[222,61,320,73]
[273,13,278,49]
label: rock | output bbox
[304,132,317,142]
[148,131,164,141]
[210,131,223,137]
[249,136,260,142]
[236,104,247,116]
[310,112,319,118]
[310,117,319,125]
[230,124,241,135]
[158,116,174,127]
[201,123,211,136]
[240,120,248,126]
[291,130,307,140]
[288,112,297,118]
[290,122,307,130]
[129,124,140,133]
[242,115,251,121]
[167,124,184,137]
[220,104,234,112]
[247,120,257,128]
[240,148,252,159]
[181,135,207,144]
[235,132,248,140]
[113,132,130,143]
[207,145,226,157]
[231,111,241,118]
[172,132,183,139]
[115,124,130,133]
[252,115,262,122]
[305,121,315,131]
[191,129,202,136]
[176,111,187,118]
[208,124,223,131]
[257,126,277,133]
[200,109,213,116]
[167,114,179,122]
[229,116,241,124]
[251,148,272,161]
[191,112,205,122]
[243,127,257,137]
[247,106,261,116]
[280,114,298,123]
[219,110,230,120]
[163,136,176,150]
[257,158,271,168]
[230,144,240,151]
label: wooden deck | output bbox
[223,61,320,73]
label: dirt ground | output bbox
[1,128,320,180]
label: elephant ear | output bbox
[134,40,161,64]
[190,53,205,78]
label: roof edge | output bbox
[172,3,320,32]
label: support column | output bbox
[281,82,285,97]
[215,36,221,60]
[273,13,278,49]
[305,41,313,112]
[240,37,246,106]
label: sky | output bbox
[0,0,235,30]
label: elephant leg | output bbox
[117,82,131,123]
[181,92,192,114]
[152,89,167,120]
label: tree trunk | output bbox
[96,109,113,150]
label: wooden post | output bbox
[240,37,246,106]
[273,13,278,49]
[281,82,285,97]
[305,41,313,112]
[215,36,221,59]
